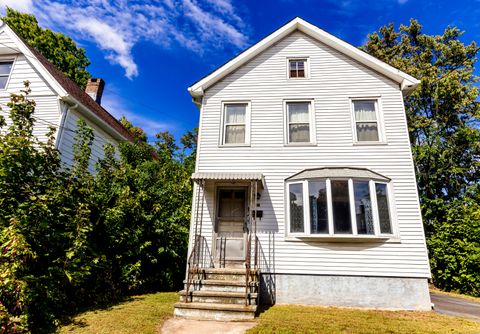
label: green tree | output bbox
[119,116,148,143]
[2,8,91,89]
[362,20,480,295]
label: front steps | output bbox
[174,268,259,321]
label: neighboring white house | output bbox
[175,17,431,320]
[0,21,132,171]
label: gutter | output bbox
[60,94,130,142]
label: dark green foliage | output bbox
[362,20,480,296]
[427,189,480,296]
[2,8,91,89]
[0,83,193,332]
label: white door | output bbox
[215,188,247,265]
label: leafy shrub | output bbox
[0,83,194,332]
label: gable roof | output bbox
[188,17,420,98]
[0,22,133,142]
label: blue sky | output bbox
[1,0,479,141]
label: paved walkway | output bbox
[431,292,480,322]
[160,318,257,334]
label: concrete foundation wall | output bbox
[260,273,431,310]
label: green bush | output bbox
[0,83,194,332]
[427,192,480,297]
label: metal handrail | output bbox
[184,235,213,303]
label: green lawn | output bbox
[59,292,480,334]
[59,292,177,334]
[249,304,480,334]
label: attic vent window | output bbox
[288,59,307,78]
[0,61,13,89]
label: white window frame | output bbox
[286,57,310,79]
[350,97,386,144]
[219,101,251,147]
[0,56,16,91]
[285,177,396,240]
[284,99,316,145]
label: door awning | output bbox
[191,172,265,189]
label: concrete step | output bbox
[189,268,259,282]
[179,290,258,305]
[186,279,259,293]
[174,302,257,321]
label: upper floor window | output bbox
[288,59,308,78]
[352,99,380,142]
[286,168,394,238]
[286,101,313,144]
[0,60,14,89]
[222,102,250,145]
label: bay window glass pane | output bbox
[356,123,379,141]
[225,104,246,123]
[331,180,352,234]
[0,61,13,75]
[309,180,328,234]
[353,181,374,235]
[289,124,310,142]
[376,183,392,234]
[289,183,304,233]
[225,125,245,144]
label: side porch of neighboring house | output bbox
[174,172,272,321]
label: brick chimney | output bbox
[85,78,105,105]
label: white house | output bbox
[0,21,132,171]
[174,18,431,320]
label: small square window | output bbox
[0,61,13,89]
[289,59,307,78]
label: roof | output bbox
[191,172,265,188]
[1,22,133,141]
[286,167,390,182]
[188,17,420,98]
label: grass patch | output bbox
[248,305,480,334]
[429,285,480,302]
[59,292,177,334]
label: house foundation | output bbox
[261,274,431,310]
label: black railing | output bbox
[184,235,214,302]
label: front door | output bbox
[215,188,247,267]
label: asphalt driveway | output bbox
[431,292,480,322]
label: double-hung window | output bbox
[288,59,308,78]
[352,99,380,142]
[222,102,250,145]
[0,60,14,89]
[287,170,394,238]
[286,101,313,144]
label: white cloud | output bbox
[398,0,408,4]
[0,0,249,79]
[0,0,33,13]
[101,89,172,139]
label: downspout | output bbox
[54,100,78,149]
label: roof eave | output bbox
[188,17,421,98]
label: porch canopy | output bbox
[191,172,265,189]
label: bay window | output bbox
[287,173,394,237]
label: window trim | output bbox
[219,101,251,147]
[284,99,316,145]
[285,176,397,240]
[286,57,310,79]
[0,56,16,91]
[350,97,386,144]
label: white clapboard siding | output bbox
[193,31,431,278]
[57,107,119,173]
